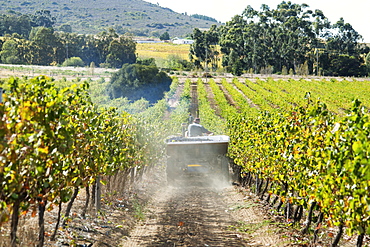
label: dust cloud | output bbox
[121,159,248,247]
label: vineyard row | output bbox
[191,77,370,245]
[0,76,189,246]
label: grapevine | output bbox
[0,76,153,246]
[228,98,370,244]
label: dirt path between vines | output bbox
[120,176,294,247]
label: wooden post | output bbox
[95,176,101,212]
[0,88,3,103]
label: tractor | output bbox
[165,135,230,185]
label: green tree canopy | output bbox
[193,1,367,76]
[0,39,21,64]
[105,35,137,68]
[0,11,55,38]
[107,63,172,103]
[29,26,63,65]
[189,24,220,71]
[159,31,170,41]
[0,25,136,67]
[30,10,55,28]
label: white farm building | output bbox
[172,38,194,45]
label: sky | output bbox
[145,0,370,43]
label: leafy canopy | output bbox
[107,62,172,103]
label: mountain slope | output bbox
[0,0,220,37]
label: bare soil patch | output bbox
[218,83,239,110]
[120,174,298,247]
[203,81,222,117]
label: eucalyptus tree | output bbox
[0,39,21,64]
[189,24,220,71]
[263,2,317,71]
[43,28,137,68]
[204,24,220,71]
[79,34,101,66]
[106,35,137,68]
[218,15,249,75]
[320,18,365,76]
[220,5,277,74]
[366,53,370,75]
[30,10,55,28]
[310,9,331,74]
[56,32,87,62]
[94,28,119,65]
[219,2,322,75]
[29,27,64,65]
[189,28,205,69]
[0,36,34,64]
[326,17,362,56]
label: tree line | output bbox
[189,1,370,77]
[2,2,369,77]
[0,11,137,68]
[0,27,136,68]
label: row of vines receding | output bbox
[191,77,370,245]
[0,76,165,247]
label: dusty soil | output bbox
[118,170,368,247]
[119,173,297,247]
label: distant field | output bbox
[136,43,191,61]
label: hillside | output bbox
[0,0,220,37]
